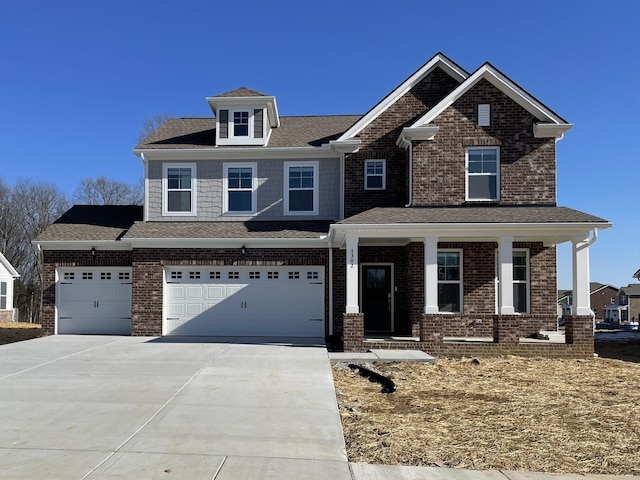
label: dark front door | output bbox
[362,265,392,332]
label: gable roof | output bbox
[336,53,468,141]
[0,252,19,278]
[409,62,572,138]
[35,205,143,242]
[620,284,640,296]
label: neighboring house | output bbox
[0,252,20,322]
[604,284,640,324]
[634,268,640,281]
[558,283,618,320]
[34,53,612,357]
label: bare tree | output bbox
[138,113,172,143]
[72,176,143,206]
[2,179,69,322]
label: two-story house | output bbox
[557,282,618,320]
[604,284,640,325]
[34,53,611,357]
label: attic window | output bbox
[233,111,249,136]
[478,104,490,126]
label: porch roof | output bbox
[331,205,610,246]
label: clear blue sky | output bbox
[1,0,638,290]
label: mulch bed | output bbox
[0,322,42,345]
[333,342,640,475]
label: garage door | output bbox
[56,268,132,335]
[164,266,324,337]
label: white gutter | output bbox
[141,152,149,221]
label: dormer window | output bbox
[233,111,250,137]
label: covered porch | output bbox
[329,206,611,358]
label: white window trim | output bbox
[437,249,463,313]
[364,159,386,190]
[495,248,530,314]
[162,163,197,216]
[230,109,252,139]
[0,281,7,310]
[465,147,500,202]
[284,161,319,216]
[223,162,258,215]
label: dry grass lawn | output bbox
[333,339,640,476]
[0,322,42,345]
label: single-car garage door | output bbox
[164,266,324,337]
[56,268,132,335]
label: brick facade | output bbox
[411,79,556,206]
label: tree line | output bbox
[0,176,142,323]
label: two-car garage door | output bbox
[164,266,325,337]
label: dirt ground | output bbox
[0,322,42,345]
[333,338,640,476]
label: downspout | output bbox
[405,142,413,207]
[328,243,333,336]
[586,228,598,247]
[141,152,149,221]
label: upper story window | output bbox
[620,294,627,305]
[163,163,196,216]
[466,147,499,201]
[218,108,265,145]
[224,163,257,215]
[285,161,318,215]
[438,251,462,313]
[233,111,250,137]
[365,159,386,190]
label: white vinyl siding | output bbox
[466,147,499,201]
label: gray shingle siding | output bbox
[147,158,340,221]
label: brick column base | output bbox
[343,313,364,352]
[493,315,519,344]
[565,315,594,346]
[420,314,444,346]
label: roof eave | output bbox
[0,252,19,278]
[134,145,341,160]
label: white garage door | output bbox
[57,268,132,335]
[164,266,324,337]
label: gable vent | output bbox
[478,104,490,126]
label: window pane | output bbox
[469,175,497,199]
[366,176,383,189]
[513,253,527,281]
[438,284,460,312]
[0,297,5,310]
[168,191,191,212]
[289,190,313,211]
[228,191,252,211]
[168,168,191,189]
[0,282,5,295]
[233,111,249,136]
[514,283,527,313]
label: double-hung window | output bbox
[495,250,529,313]
[437,251,462,312]
[232,110,249,137]
[164,163,196,215]
[285,161,318,215]
[224,163,257,215]
[0,282,6,310]
[466,147,499,201]
[364,159,386,190]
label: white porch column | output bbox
[572,234,591,316]
[345,234,360,313]
[424,236,439,314]
[498,236,515,315]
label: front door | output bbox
[362,265,392,332]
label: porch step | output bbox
[329,349,436,364]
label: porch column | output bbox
[572,234,591,316]
[345,234,360,313]
[498,236,515,315]
[424,236,439,314]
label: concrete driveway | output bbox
[0,335,351,479]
